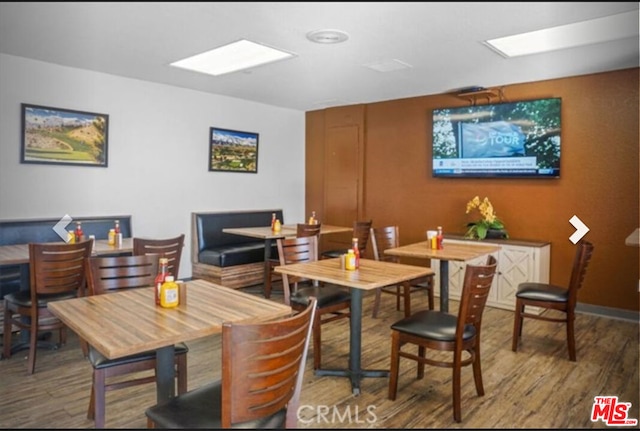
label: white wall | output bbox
[0,54,306,278]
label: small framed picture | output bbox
[21,103,109,167]
[209,127,259,173]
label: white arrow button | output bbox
[53,214,73,242]
[569,215,589,244]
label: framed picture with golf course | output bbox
[20,103,109,167]
[209,126,259,173]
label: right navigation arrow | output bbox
[569,215,589,244]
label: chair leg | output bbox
[90,369,106,428]
[3,302,12,359]
[264,266,272,299]
[417,345,425,379]
[312,313,322,369]
[512,299,524,352]
[27,318,37,375]
[395,286,401,311]
[371,288,382,318]
[388,330,401,400]
[402,283,411,317]
[427,282,435,310]
[471,347,484,396]
[177,354,188,394]
[452,350,462,423]
[567,311,576,362]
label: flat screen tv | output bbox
[432,97,561,178]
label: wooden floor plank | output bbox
[0,285,637,428]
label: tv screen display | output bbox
[432,98,561,178]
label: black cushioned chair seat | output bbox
[321,249,349,259]
[89,343,189,369]
[144,380,286,429]
[391,310,476,342]
[516,282,569,302]
[199,243,278,267]
[4,290,77,307]
[291,285,351,308]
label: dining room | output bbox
[0,2,638,429]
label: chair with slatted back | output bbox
[133,234,184,279]
[85,254,189,429]
[512,240,594,361]
[277,235,350,370]
[3,239,93,374]
[145,298,317,429]
[321,220,372,259]
[370,226,435,318]
[388,255,498,423]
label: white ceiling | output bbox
[0,2,638,111]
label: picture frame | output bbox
[209,127,259,173]
[20,103,109,167]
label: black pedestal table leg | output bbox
[440,260,449,313]
[155,345,175,404]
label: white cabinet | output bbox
[431,237,550,314]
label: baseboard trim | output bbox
[576,302,639,323]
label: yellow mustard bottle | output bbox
[160,275,179,308]
[345,249,356,270]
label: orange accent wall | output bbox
[306,68,639,311]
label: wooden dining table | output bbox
[48,278,292,404]
[222,224,352,297]
[384,240,500,312]
[274,257,433,395]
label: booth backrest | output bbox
[0,215,132,246]
[192,210,283,257]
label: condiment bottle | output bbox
[108,229,116,246]
[308,211,317,225]
[273,218,281,233]
[67,230,75,244]
[345,249,356,270]
[74,222,85,243]
[160,275,179,308]
[437,226,444,250]
[270,213,276,229]
[351,238,360,268]
[154,257,170,305]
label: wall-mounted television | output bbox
[432,97,561,178]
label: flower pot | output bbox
[485,228,508,239]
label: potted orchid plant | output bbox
[464,196,508,240]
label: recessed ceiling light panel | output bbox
[170,39,296,76]
[306,29,349,44]
[364,59,412,73]
[485,10,639,58]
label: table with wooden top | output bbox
[274,257,433,395]
[48,278,292,404]
[222,224,352,296]
[384,240,500,313]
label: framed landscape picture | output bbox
[209,127,259,173]
[21,103,109,167]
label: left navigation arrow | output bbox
[53,214,73,242]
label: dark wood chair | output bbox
[512,240,594,361]
[265,223,322,298]
[321,220,372,259]
[85,254,189,428]
[370,225,435,318]
[133,234,184,279]
[145,298,317,429]
[277,235,351,369]
[388,255,498,423]
[3,239,93,374]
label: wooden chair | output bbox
[370,226,435,318]
[133,234,184,279]
[145,298,317,429]
[321,220,372,259]
[85,254,189,429]
[388,255,498,423]
[277,235,351,369]
[512,240,594,361]
[3,239,93,374]
[265,223,322,298]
